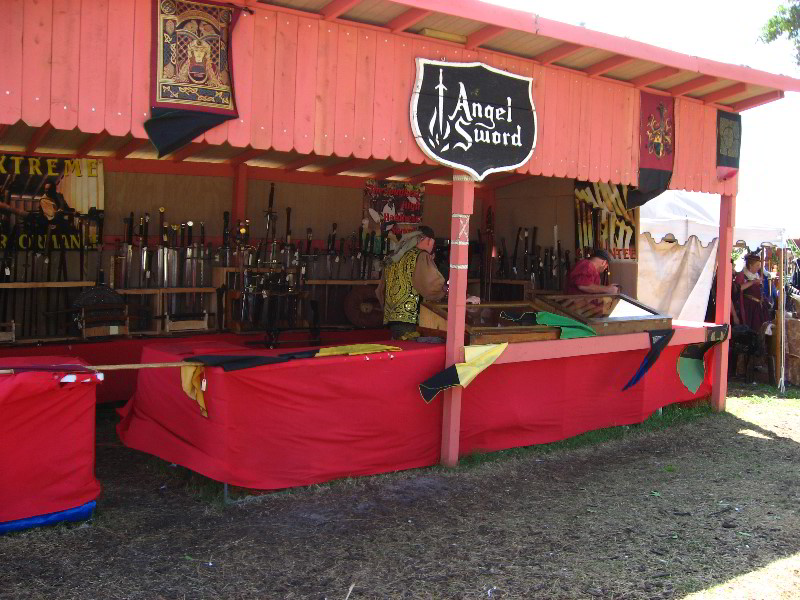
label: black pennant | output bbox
[419,365,461,404]
[622,329,675,391]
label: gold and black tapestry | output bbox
[144,0,243,157]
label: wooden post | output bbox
[712,193,735,412]
[441,172,474,467]
[233,163,248,224]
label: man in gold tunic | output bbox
[376,226,447,340]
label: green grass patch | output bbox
[458,400,714,468]
[727,381,800,405]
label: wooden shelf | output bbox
[493,279,531,285]
[116,288,160,295]
[0,281,96,289]
[212,266,284,287]
[160,287,217,293]
[306,279,379,285]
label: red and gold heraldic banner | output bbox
[145,0,242,157]
[628,92,675,209]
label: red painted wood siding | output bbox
[669,98,733,194]
[2,0,735,195]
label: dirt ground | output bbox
[1,383,799,600]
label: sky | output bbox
[485,0,800,236]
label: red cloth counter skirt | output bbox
[0,357,102,523]
[118,340,712,490]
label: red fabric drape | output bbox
[118,338,712,490]
[0,357,102,523]
[460,345,712,454]
[118,341,445,489]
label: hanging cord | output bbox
[227,3,255,15]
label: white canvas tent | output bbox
[638,191,784,322]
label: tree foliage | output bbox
[761,0,800,64]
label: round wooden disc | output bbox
[343,286,384,329]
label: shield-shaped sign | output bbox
[410,59,537,181]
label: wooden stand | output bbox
[306,279,379,324]
[0,321,15,344]
[165,312,209,333]
[530,293,671,336]
[79,306,130,339]
[420,301,561,345]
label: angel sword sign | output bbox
[410,59,537,181]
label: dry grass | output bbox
[1,384,798,599]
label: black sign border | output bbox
[410,58,537,182]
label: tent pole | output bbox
[778,242,785,392]
[440,172,474,467]
[712,193,735,412]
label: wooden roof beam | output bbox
[76,131,109,157]
[114,138,148,160]
[699,82,747,104]
[466,25,506,50]
[282,155,318,172]
[371,163,413,180]
[667,75,718,96]
[533,42,583,65]
[584,54,634,77]
[167,142,205,162]
[730,90,784,112]
[24,122,54,155]
[322,158,362,176]
[629,66,681,88]
[386,8,432,32]
[320,0,361,19]
[408,167,451,185]
[228,148,266,165]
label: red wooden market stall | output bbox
[1,0,799,509]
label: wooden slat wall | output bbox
[2,0,736,196]
[670,98,737,194]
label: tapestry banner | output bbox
[716,110,741,181]
[628,92,675,209]
[145,0,242,157]
[0,156,104,251]
[363,179,425,237]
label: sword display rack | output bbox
[0,198,106,341]
[106,209,218,334]
[474,211,569,299]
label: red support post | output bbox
[712,192,735,412]
[441,171,474,467]
[233,164,249,224]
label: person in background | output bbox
[376,225,478,340]
[564,249,619,294]
[734,252,770,333]
[0,189,25,217]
